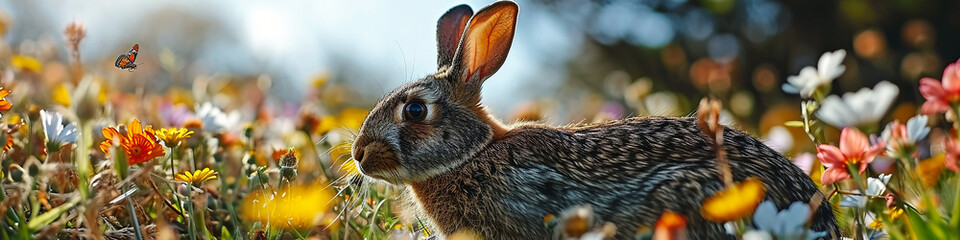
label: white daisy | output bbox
[40,109,79,152]
[195,102,241,133]
[783,50,847,98]
[840,174,891,208]
[815,81,899,128]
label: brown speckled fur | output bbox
[352,1,838,239]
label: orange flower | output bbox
[101,119,165,165]
[0,88,12,112]
[654,211,687,240]
[2,132,11,152]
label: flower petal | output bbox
[821,167,850,185]
[816,145,845,167]
[942,62,960,93]
[839,128,868,160]
[920,77,946,100]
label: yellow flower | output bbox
[889,207,904,219]
[338,108,368,130]
[52,84,71,107]
[11,55,42,73]
[447,229,482,240]
[330,143,358,176]
[312,74,328,88]
[701,177,766,222]
[869,207,905,230]
[154,127,194,148]
[241,183,335,229]
[916,154,945,188]
[315,116,338,135]
[175,168,217,185]
[868,218,882,230]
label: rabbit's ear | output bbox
[454,1,517,86]
[437,5,473,68]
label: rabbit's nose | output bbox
[353,147,365,163]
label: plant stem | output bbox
[126,194,144,240]
[950,173,960,227]
[76,121,93,201]
[186,184,197,240]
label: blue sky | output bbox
[1,0,580,117]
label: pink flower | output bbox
[817,128,886,185]
[944,133,960,172]
[919,60,960,114]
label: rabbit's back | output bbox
[471,117,837,239]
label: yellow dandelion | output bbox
[870,207,905,230]
[11,55,42,73]
[916,154,945,188]
[52,84,71,107]
[154,127,194,148]
[330,143,358,176]
[315,116,338,135]
[175,168,218,185]
[868,217,883,230]
[701,177,766,222]
[338,108,369,130]
[241,182,335,228]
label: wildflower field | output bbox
[1,1,960,240]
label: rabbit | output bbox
[351,1,839,239]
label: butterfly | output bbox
[115,44,139,71]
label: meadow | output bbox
[1,1,960,240]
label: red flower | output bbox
[944,133,960,172]
[817,128,885,185]
[919,59,960,114]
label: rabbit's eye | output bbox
[403,101,428,122]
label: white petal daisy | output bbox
[196,102,241,133]
[40,109,79,152]
[816,81,899,128]
[783,50,847,98]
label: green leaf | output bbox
[114,145,129,180]
[27,197,79,231]
[221,227,234,240]
[784,121,805,128]
[905,206,937,240]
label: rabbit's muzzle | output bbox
[353,139,402,180]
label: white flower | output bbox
[40,110,79,152]
[764,126,794,153]
[880,115,929,144]
[742,231,773,240]
[815,81,899,128]
[195,102,240,133]
[840,174,891,208]
[783,50,847,98]
[752,201,826,240]
[792,152,816,174]
[905,115,930,143]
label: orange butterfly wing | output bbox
[115,44,138,69]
